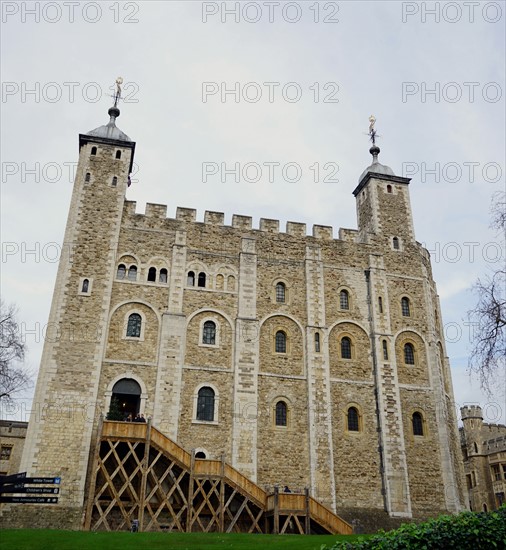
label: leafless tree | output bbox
[468,192,506,393]
[0,300,32,403]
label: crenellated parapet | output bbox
[122,201,346,243]
[461,405,484,421]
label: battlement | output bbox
[484,434,506,453]
[461,405,483,421]
[123,201,344,242]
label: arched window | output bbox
[82,279,89,293]
[187,271,195,286]
[404,343,415,365]
[116,150,121,159]
[483,503,488,512]
[387,184,392,193]
[91,146,97,156]
[382,339,388,360]
[159,268,168,283]
[203,321,216,345]
[198,272,206,288]
[116,264,126,279]
[412,412,424,436]
[340,289,350,310]
[275,331,286,353]
[112,176,117,187]
[276,282,286,303]
[197,387,215,422]
[315,332,320,353]
[275,401,287,427]
[128,265,137,281]
[378,296,383,313]
[341,337,352,359]
[474,442,478,453]
[126,313,142,338]
[393,237,400,250]
[401,297,411,317]
[85,172,91,183]
[347,407,360,432]
[195,451,206,459]
[148,267,156,282]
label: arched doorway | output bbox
[111,378,141,418]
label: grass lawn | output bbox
[0,530,369,550]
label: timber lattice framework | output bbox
[84,419,353,535]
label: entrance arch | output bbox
[111,378,141,418]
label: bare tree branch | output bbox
[0,300,32,404]
[491,190,506,235]
[468,192,506,394]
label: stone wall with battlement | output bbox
[123,201,356,241]
[460,407,506,512]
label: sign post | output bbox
[0,473,60,505]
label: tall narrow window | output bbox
[387,184,392,193]
[197,387,215,421]
[198,272,206,288]
[401,297,411,317]
[492,465,502,481]
[116,150,122,159]
[347,407,359,432]
[378,296,383,313]
[112,176,117,187]
[393,237,400,250]
[404,343,415,365]
[340,289,350,310]
[382,339,388,360]
[91,146,97,156]
[315,332,320,353]
[412,412,424,436]
[341,337,352,359]
[275,401,287,426]
[85,172,91,183]
[203,321,216,345]
[116,264,126,279]
[126,313,142,338]
[159,268,168,283]
[276,282,286,303]
[148,267,156,282]
[187,271,195,286]
[82,279,89,293]
[275,331,286,353]
[128,265,137,281]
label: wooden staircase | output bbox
[84,420,353,535]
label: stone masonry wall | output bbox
[10,148,468,531]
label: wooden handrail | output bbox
[309,496,353,535]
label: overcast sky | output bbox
[1,1,505,425]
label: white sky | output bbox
[1,1,505,425]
